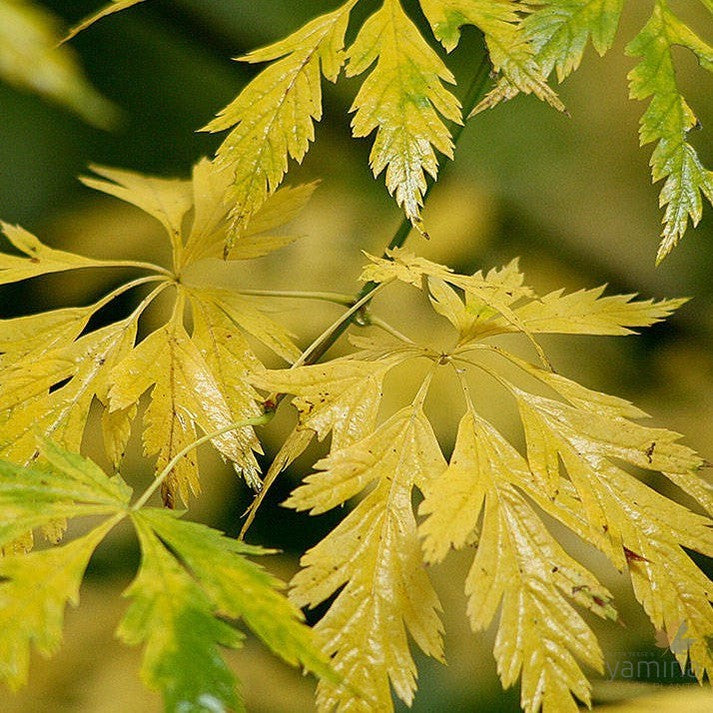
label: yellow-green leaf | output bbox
[626,0,713,261]
[0,521,114,689]
[420,0,563,114]
[119,513,244,713]
[137,508,333,681]
[346,0,462,232]
[0,440,130,548]
[524,0,624,82]
[289,405,446,711]
[0,0,116,127]
[204,0,357,244]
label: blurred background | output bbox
[1,0,712,711]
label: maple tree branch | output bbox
[369,315,416,345]
[291,280,392,368]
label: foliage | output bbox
[1,1,713,713]
[0,440,330,710]
[0,159,313,508]
[256,251,713,712]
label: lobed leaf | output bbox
[289,405,447,711]
[523,0,624,82]
[119,514,245,713]
[0,159,313,505]
[345,0,462,233]
[420,0,563,113]
[0,521,115,689]
[626,0,713,261]
[0,440,131,549]
[420,410,616,712]
[205,1,357,244]
[135,509,333,681]
[0,318,138,467]
[108,305,263,503]
[253,357,401,452]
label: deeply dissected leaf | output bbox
[119,513,245,713]
[419,0,563,113]
[253,357,400,452]
[0,440,331,706]
[275,249,712,711]
[180,158,318,265]
[420,410,616,713]
[0,159,313,508]
[0,439,131,549]
[523,0,624,82]
[108,302,263,504]
[626,0,713,261]
[0,0,116,126]
[205,0,357,243]
[0,315,139,466]
[505,377,713,679]
[288,403,447,711]
[134,509,333,681]
[345,0,462,232]
[0,520,115,689]
[363,248,685,345]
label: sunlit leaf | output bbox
[204,0,357,244]
[289,404,447,711]
[626,0,713,261]
[0,521,115,688]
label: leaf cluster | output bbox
[255,250,713,712]
[0,440,331,711]
[0,159,313,511]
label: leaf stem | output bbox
[292,280,392,368]
[129,280,172,320]
[369,315,416,345]
[131,414,273,512]
[95,274,169,311]
[95,259,174,277]
[236,289,354,306]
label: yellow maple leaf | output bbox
[0,158,315,508]
[204,1,357,243]
[268,250,712,710]
[288,401,447,711]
